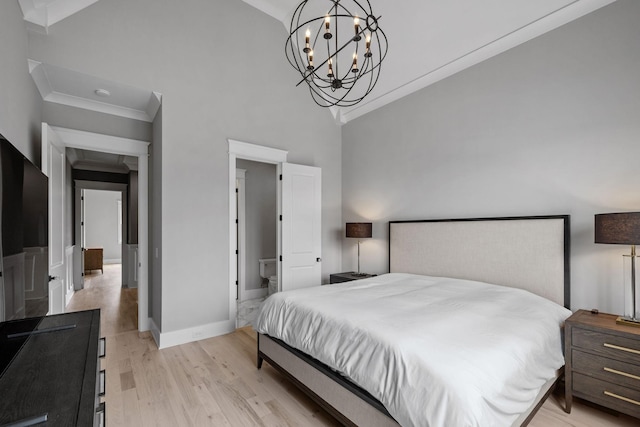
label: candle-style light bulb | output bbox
[327,58,334,78]
[304,28,311,53]
[324,15,332,39]
[307,50,314,70]
[365,32,372,57]
[352,52,358,73]
[353,16,361,41]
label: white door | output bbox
[279,163,322,292]
[42,123,66,315]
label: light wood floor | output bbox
[65,266,638,426]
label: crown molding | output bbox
[19,0,100,32]
[29,60,162,123]
[337,0,617,124]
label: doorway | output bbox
[228,140,287,329]
[44,125,150,332]
[228,139,322,331]
[73,181,131,291]
[235,160,277,327]
[82,189,124,276]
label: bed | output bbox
[254,215,571,427]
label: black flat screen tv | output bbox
[0,133,49,322]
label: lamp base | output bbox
[615,316,640,327]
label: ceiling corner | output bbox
[19,0,100,31]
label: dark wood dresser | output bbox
[329,272,377,284]
[0,309,105,426]
[565,309,640,419]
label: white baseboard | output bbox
[154,319,235,349]
[65,289,75,307]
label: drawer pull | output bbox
[99,337,106,358]
[96,402,106,427]
[604,343,640,355]
[604,390,640,407]
[99,370,106,396]
[604,367,640,381]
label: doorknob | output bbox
[48,275,58,282]
[316,257,322,262]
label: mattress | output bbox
[254,273,572,427]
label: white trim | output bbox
[338,0,617,124]
[240,0,289,23]
[65,246,75,306]
[45,92,153,122]
[19,0,99,30]
[154,319,236,349]
[229,139,287,330]
[50,126,149,156]
[228,139,288,164]
[28,60,162,122]
[146,92,163,123]
[74,181,128,288]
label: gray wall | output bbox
[237,159,277,291]
[43,102,152,142]
[0,1,42,165]
[342,0,640,315]
[24,0,342,335]
[84,189,122,262]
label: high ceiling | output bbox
[243,0,616,123]
[20,0,616,125]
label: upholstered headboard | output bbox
[389,216,570,308]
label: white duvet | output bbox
[254,273,571,427]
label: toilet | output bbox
[258,258,278,295]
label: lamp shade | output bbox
[346,222,372,239]
[595,212,640,245]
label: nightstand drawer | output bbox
[574,372,640,419]
[572,328,640,365]
[573,349,640,392]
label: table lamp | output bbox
[346,222,372,276]
[595,212,640,326]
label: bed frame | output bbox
[257,215,570,426]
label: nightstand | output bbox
[329,272,377,284]
[565,309,640,419]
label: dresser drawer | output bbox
[573,349,640,392]
[574,372,640,418]
[572,327,640,365]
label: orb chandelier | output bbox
[285,0,388,108]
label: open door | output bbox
[279,163,322,292]
[42,123,66,314]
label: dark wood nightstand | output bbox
[329,272,377,284]
[565,309,640,419]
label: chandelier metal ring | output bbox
[285,0,388,108]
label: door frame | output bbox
[74,182,128,289]
[47,125,150,332]
[228,140,287,327]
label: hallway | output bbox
[66,264,137,337]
